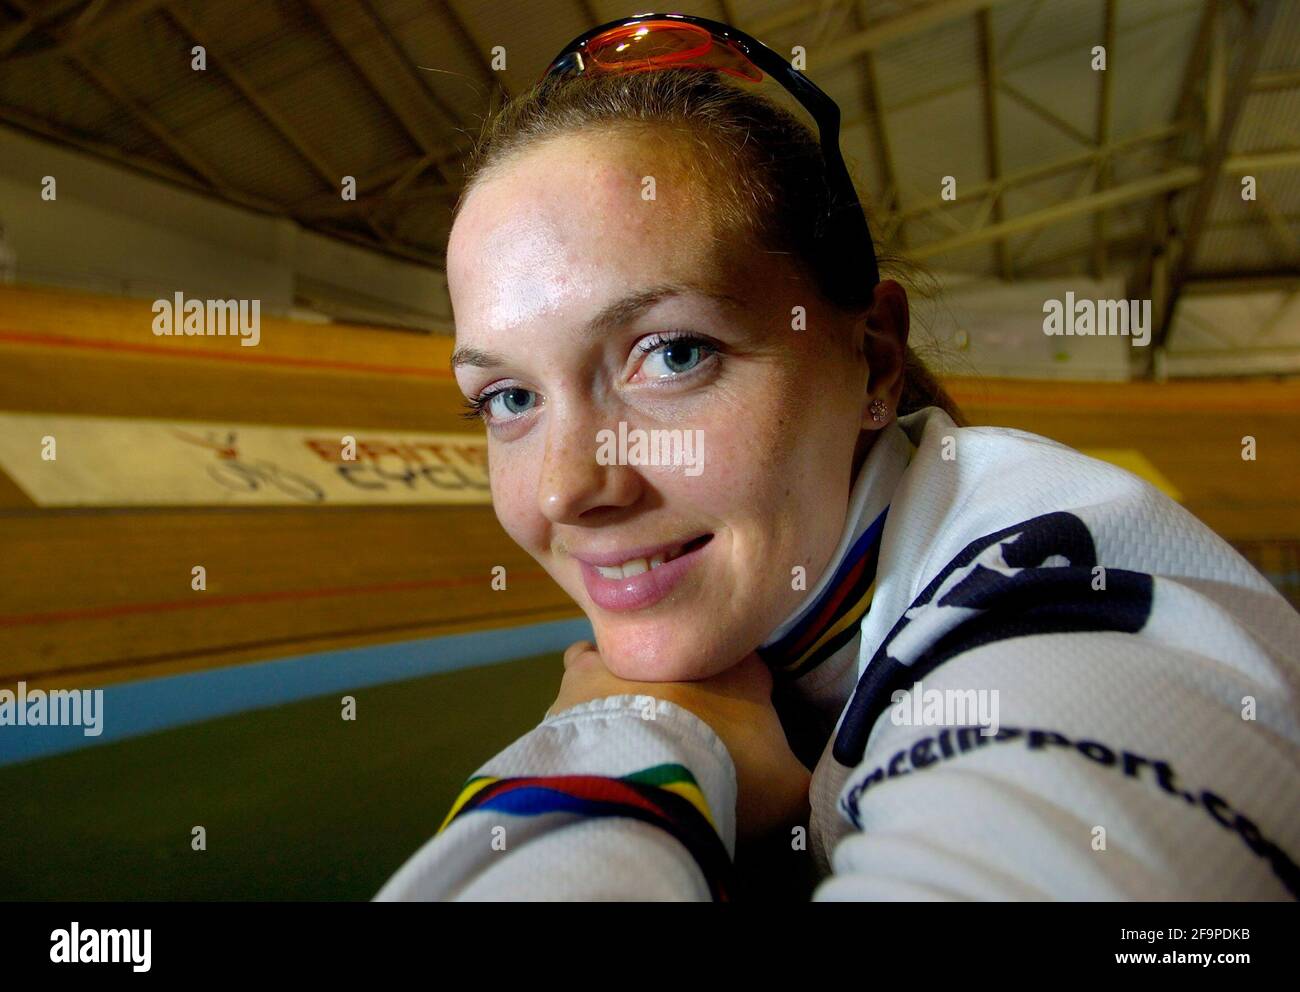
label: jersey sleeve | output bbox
[373,694,738,901]
[813,442,1300,901]
[818,626,1300,900]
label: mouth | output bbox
[587,534,713,579]
[573,534,714,612]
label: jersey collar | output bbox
[757,421,914,679]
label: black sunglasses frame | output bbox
[542,11,881,290]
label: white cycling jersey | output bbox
[375,406,1300,901]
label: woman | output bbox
[376,14,1300,901]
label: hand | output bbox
[551,641,811,845]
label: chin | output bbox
[593,621,731,683]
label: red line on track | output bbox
[0,329,453,379]
[945,381,1300,413]
[0,569,554,628]
[4,329,1298,410]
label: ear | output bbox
[858,279,910,429]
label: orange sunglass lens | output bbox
[582,22,763,83]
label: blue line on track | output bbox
[0,616,594,768]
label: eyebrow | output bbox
[449,283,742,371]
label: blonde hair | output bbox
[454,68,963,422]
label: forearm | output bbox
[374,694,738,901]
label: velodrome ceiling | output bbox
[0,0,1297,361]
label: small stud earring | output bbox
[869,398,889,423]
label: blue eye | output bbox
[462,386,536,424]
[486,387,536,419]
[462,333,716,427]
[639,333,715,379]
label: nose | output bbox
[538,409,642,524]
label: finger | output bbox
[562,639,599,670]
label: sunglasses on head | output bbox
[542,11,881,290]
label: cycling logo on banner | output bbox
[0,412,491,507]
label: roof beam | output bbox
[163,6,335,190]
[8,0,173,60]
[750,2,824,36]
[1091,0,1116,279]
[1185,212,1300,232]
[70,54,230,194]
[437,0,509,103]
[362,0,466,168]
[0,102,446,268]
[976,7,1011,279]
[997,0,1046,63]
[302,0,475,238]
[1009,160,1099,270]
[862,49,904,245]
[810,0,853,47]
[1223,147,1300,172]
[1130,0,1217,334]
[296,183,459,220]
[1186,270,1300,292]
[316,222,446,268]
[63,0,112,35]
[1013,230,1150,277]
[841,0,1201,129]
[0,0,40,57]
[1155,0,1279,350]
[748,0,1025,64]
[0,101,279,215]
[847,0,903,247]
[887,121,1188,227]
[997,77,1095,147]
[11,0,433,257]
[1252,68,1300,91]
[820,0,1021,69]
[288,154,451,213]
[911,166,1203,259]
[286,152,462,216]
[1253,183,1300,269]
[1204,4,1226,138]
[0,0,90,57]
[302,0,464,164]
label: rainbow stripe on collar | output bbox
[758,506,888,678]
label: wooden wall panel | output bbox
[0,285,577,692]
[2,286,1295,693]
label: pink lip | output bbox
[576,535,713,612]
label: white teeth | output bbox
[593,541,701,580]
[595,558,650,579]
[595,552,670,579]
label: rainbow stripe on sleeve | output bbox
[438,762,735,901]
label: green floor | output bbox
[0,652,565,900]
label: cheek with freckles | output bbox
[692,376,853,608]
[487,448,548,564]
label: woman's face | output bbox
[449,132,904,681]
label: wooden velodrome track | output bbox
[2,283,1298,695]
